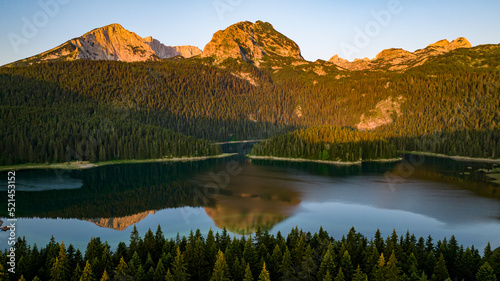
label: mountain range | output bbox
[6,23,202,65]
[5,21,475,71]
[1,20,499,167]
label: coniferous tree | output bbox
[419,272,429,281]
[299,245,316,280]
[269,244,283,280]
[385,251,402,281]
[279,247,295,280]
[100,246,114,279]
[210,250,231,281]
[318,245,336,280]
[128,251,141,277]
[231,257,244,281]
[244,236,259,278]
[244,263,254,281]
[70,263,82,281]
[129,226,141,259]
[81,260,95,281]
[340,250,354,279]
[373,253,386,281]
[153,259,166,281]
[335,268,346,281]
[323,270,333,281]
[115,257,129,279]
[352,265,367,281]
[100,270,110,281]
[134,265,145,281]
[258,263,271,281]
[476,262,497,281]
[165,269,174,281]
[171,247,190,281]
[432,253,449,281]
[146,266,155,281]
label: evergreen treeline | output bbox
[2,227,499,281]
[251,126,397,162]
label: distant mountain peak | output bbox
[329,37,472,71]
[428,39,451,48]
[426,37,471,51]
[7,23,201,66]
[201,20,304,63]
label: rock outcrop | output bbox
[329,37,472,71]
[357,96,405,130]
[201,21,303,63]
[143,36,201,58]
[8,23,202,66]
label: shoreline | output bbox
[246,155,402,165]
[0,153,238,172]
[214,139,267,145]
[401,151,500,164]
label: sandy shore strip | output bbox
[0,153,238,172]
[247,155,362,165]
[401,151,500,164]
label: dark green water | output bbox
[1,146,500,251]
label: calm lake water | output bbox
[1,145,500,251]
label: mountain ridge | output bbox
[329,37,472,71]
[5,23,202,66]
[3,21,483,72]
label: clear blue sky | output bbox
[1,0,499,66]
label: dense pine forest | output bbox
[250,126,397,162]
[0,71,222,165]
[1,227,499,281]
[1,44,499,165]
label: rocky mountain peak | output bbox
[428,39,451,48]
[201,20,303,63]
[7,23,202,66]
[328,37,472,71]
[449,37,472,50]
[329,54,349,64]
[375,48,413,60]
[426,37,471,51]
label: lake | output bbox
[1,144,500,251]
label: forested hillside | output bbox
[0,70,221,165]
[251,126,397,162]
[1,44,499,165]
[2,227,499,281]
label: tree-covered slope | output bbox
[0,71,221,165]
[251,126,398,162]
[1,43,499,165]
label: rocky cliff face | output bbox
[9,23,201,66]
[201,21,303,63]
[329,37,472,71]
[143,36,202,58]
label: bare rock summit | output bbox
[8,23,202,66]
[201,21,304,63]
[329,37,472,71]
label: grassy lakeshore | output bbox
[246,155,403,165]
[0,153,238,172]
[401,151,500,163]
